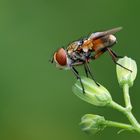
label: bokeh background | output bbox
[0,0,140,139]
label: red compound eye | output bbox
[54,48,67,66]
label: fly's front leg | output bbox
[107,48,132,72]
[71,66,85,93]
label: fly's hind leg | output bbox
[109,48,123,58]
[71,66,85,93]
[107,48,132,72]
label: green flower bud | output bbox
[80,114,106,134]
[72,77,112,106]
[116,56,137,87]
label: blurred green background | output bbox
[0,0,140,139]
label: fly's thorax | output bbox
[67,40,83,54]
[81,39,93,52]
[67,42,78,54]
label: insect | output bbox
[51,27,131,93]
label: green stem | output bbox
[122,83,140,132]
[123,84,132,110]
[108,101,140,133]
[105,120,134,131]
[125,111,140,132]
[108,101,126,113]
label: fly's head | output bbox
[52,48,71,70]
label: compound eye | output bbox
[55,48,67,66]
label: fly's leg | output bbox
[84,62,100,86]
[91,49,106,60]
[107,48,132,72]
[109,48,123,58]
[71,67,85,93]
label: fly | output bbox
[51,27,131,93]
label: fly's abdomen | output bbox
[92,34,117,52]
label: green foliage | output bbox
[80,114,106,134]
[73,77,112,106]
[116,56,137,87]
[73,57,140,134]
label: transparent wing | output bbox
[103,27,123,35]
[89,27,123,40]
